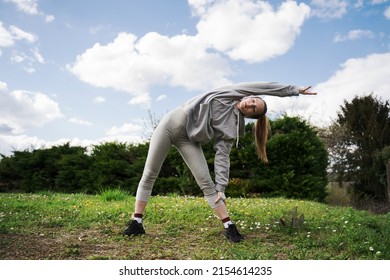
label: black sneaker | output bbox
[224,224,243,243]
[122,220,145,236]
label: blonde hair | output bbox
[254,115,270,163]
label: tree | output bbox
[332,94,390,201]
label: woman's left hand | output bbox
[214,191,226,205]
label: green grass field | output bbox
[1,191,389,260]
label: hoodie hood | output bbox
[183,93,245,145]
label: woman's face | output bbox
[237,97,266,118]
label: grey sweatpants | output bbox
[135,107,224,209]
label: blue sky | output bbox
[0,0,390,156]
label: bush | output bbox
[261,116,329,201]
[0,142,148,194]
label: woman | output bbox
[123,82,316,243]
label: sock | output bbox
[222,217,233,229]
[133,213,143,224]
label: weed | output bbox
[99,187,128,202]
[279,206,305,229]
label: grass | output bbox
[0,192,389,260]
[99,187,128,202]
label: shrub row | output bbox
[0,116,329,201]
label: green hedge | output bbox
[0,116,329,201]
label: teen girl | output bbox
[123,82,316,242]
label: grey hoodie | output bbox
[181,82,300,193]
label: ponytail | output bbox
[254,115,270,163]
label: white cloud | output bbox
[4,0,54,23]
[0,82,63,134]
[1,23,37,48]
[0,22,14,47]
[0,81,8,91]
[0,23,42,73]
[385,6,390,19]
[334,29,375,42]
[194,0,310,62]
[93,96,106,103]
[0,23,38,52]
[354,0,364,8]
[156,94,167,101]
[310,0,349,19]
[268,52,390,127]
[10,51,26,63]
[69,0,310,106]
[31,47,45,64]
[188,0,214,15]
[45,15,55,23]
[68,32,232,105]
[0,134,48,154]
[106,123,143,136]
[128,94,152,107]
[348,0,384,8]
[22,64,36,73]
[10,48,45,72]
[5,0,39,15]
[89,24,111,35]
[9,25,37,43]
[68,117,92,126]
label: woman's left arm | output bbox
[213,139,233,200]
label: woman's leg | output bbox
[123,114,175,236]
[175,141,222,207]
[126,109,186,226]
[174,137,230,219]
[213,203,230,220]
[175,130,243,242]
[134,200,148,216]
[134,119,173,213]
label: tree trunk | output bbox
[387,160,390,203]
